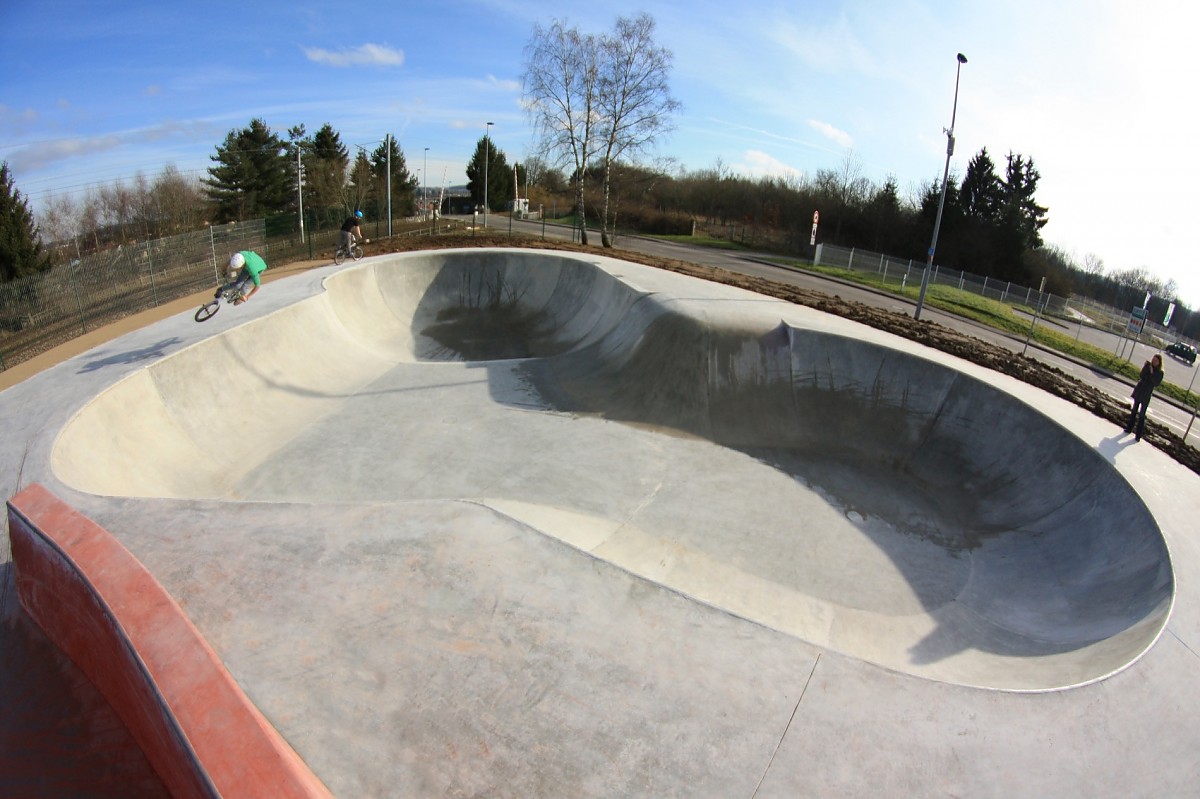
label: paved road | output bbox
[482,215,1200,444]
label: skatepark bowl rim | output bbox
[49,247,1175,692]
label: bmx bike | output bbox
[334,237,365,265]
[194,283,244,322]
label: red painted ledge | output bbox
[7,483,333,799]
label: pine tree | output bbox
[959,148,1001,221]
[204,119,292,222]
[347,149,374,215]
[1000,152,1049,250]
[305,123,349,211]
[1,161,51,282]
[370,137,417,217]
[466,137,511,212]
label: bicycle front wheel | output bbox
[352,244,364,261]
[194,301,220,322]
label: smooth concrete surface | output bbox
[8,483,334,799]
[3,248,1200,796]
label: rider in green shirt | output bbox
[224,250,268,304]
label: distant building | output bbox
[439,186,476,215]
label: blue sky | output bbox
[3,0,1198,306]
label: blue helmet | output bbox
[355,210,363,218]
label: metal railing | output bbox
[0,221,265,371]
[813,242,1192,352]
[0,215,471,373]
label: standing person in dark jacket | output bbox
[1125,353,1164,441]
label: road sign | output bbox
[1128,306,1147,335]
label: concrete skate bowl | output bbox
[53,249,1174,691]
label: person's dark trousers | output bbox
[1126,400,1149,439]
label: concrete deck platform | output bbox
[3,249,1199,796]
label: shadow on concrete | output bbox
[78,337,183,374]
[0,560,170,797]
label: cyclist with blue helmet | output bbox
[339,210,364,260]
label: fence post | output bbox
[813,243,823,265]
[145,240,159,307]
[209,225,220,284]
[878,253,885,274]
[307,210,314,259]
[848,248,855,270]
[68,259,88,334]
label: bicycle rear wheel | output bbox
[194,300,220,322]
[334,247,346,266]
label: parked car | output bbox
[1165,341,1197,364]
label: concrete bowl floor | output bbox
[7,248,1198,798]
[53,249,1172,691]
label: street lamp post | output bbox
[914,52,968,321]
[423,147,429,222]
[483,122,494,229]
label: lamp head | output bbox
[957,53,968,64]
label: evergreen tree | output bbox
[204,119,292,222]
[305,123,349,210]
[914,174,964,267]
[864,176,907,253]
[466,136,511,212]
[370,136,417,217]
[347,149,374,215]
[1000,151,1049,250]
[959,148,1001,221]
[0,161,51,282]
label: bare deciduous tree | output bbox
[594,13,679,247]
[1083,252,1105,276]
[523,19,602,245]
[523,14,679,247]
[148,165,209,234]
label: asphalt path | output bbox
[480,214,1200,445]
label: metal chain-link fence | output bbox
[813,242,1192,350]
[0,220,265,371]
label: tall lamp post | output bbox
[423,147,429,222]
[914,52,968,321]
[483,122,494,229]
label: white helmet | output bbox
[227,252,245,280]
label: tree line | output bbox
[2,119,422,270]
[3,10,1194,336]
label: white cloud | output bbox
[486,74,522,92]
[302,43,405,68]
[7,120,221,173]
[808,120,853,149]
[735,150,803,181]
[10,135,124,172]
[0,104,41,136]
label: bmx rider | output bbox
[340,210,364,256]
[221,250,268,304]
